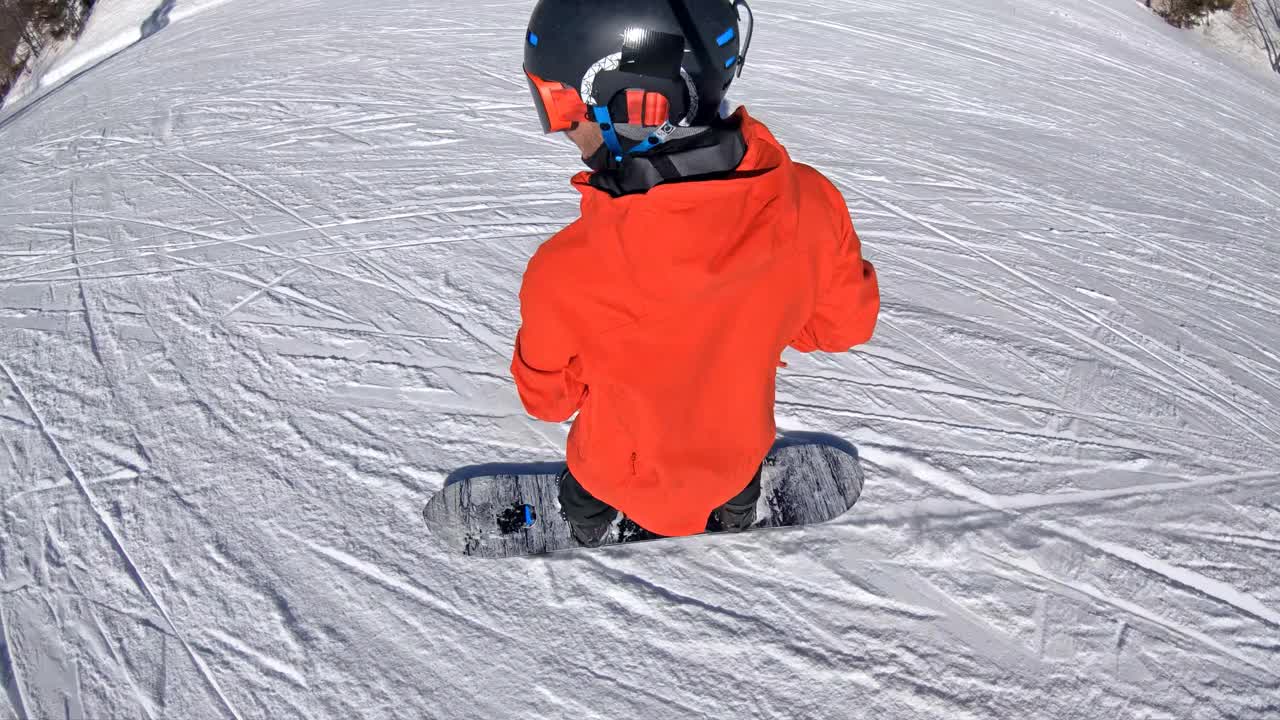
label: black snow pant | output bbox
[558,465,763,535]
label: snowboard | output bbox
[422,434,864,558]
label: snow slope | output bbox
[2,0,1279,717]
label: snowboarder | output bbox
[513,0,880,546]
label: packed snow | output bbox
[2,0,1279,718]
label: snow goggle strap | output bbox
[624,90,671,127]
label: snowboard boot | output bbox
[715,501,757,532]
[569,512,618,548]
[558,467,620,548]
[714,465,763,533]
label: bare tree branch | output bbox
[3,0,94,101]
[2,0,45,54]
[1247,0,1280,72]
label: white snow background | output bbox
[2,0,1279,718]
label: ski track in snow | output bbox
[2,0,1279,717]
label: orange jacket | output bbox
[512,109,879,537]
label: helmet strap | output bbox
[591,105,675,164]
[625,121,677,155]
[591,106,626,163]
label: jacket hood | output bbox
[569,108,800,301]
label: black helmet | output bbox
[524,0,754,160]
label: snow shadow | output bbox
[773,430,860,459]
[141,0,178,39]
[442,431,858,488]
[444,461,565,487]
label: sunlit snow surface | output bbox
[2,0,1279,717]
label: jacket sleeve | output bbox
[511,270,587,423]
[790,207,880,354]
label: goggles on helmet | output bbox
[526,68,674,137]
[525,68,589,133]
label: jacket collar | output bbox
[576,115,748,197]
